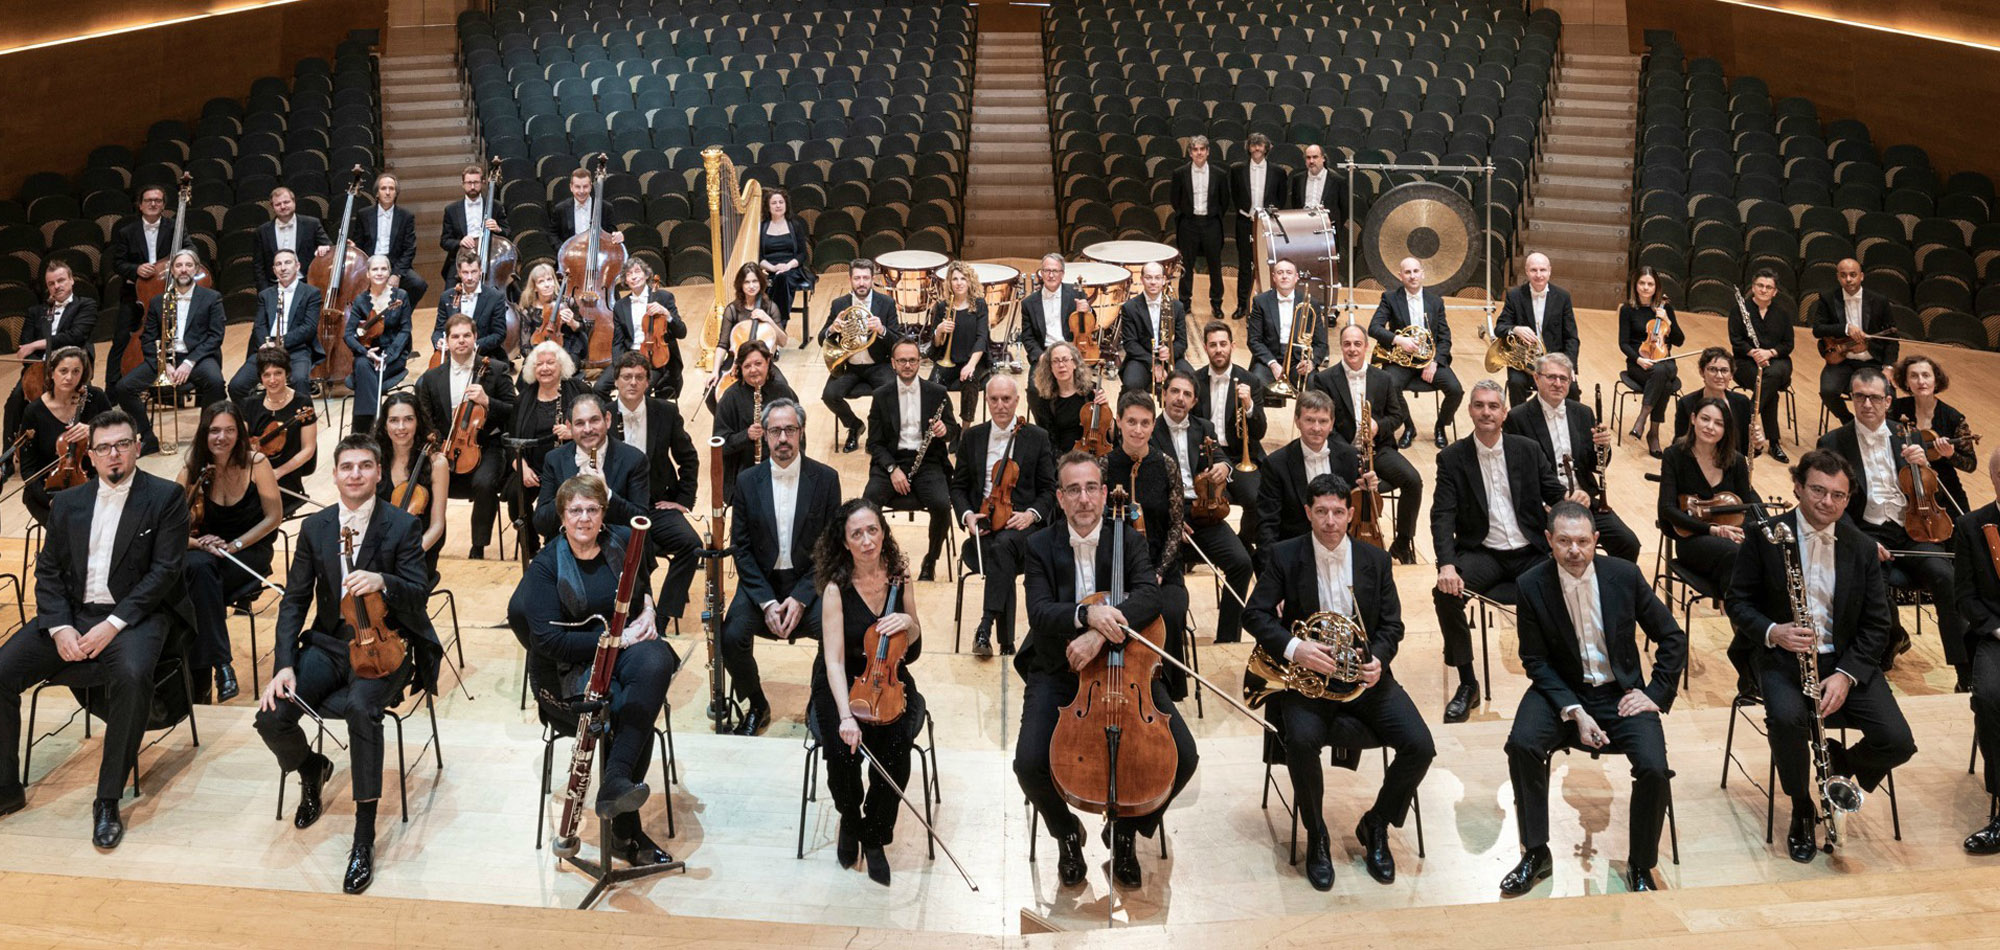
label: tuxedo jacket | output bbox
[433,283,512,358]
[344,288,414,369]
[550,198,629,243]
[1504,398,1605,497]
[274,501,441,695]
[1018,519,1162,681]
[32,471,192,636]
[1150,413,1222,493]
[1367,287,1453,368]
[416,356,518,446]
[142,285,227,367]
[23,296,98,354]
[1727,297,1795,359]
[253,216,333,290]
[1229,160,1289,217]
[1190,364,1269,465]
[1429,434,1565,567]
[110,216,182,283]
[1810,289,1898,366]
[1244,533,1404,672]
[349,203,419,274]
[1170,162,1231,224]
[729,456,843,608]
[612,396,698,508]
[1816,423,1919,528]
[1247,289,1328,370]
[1953,503,2000,646]
[1726,509,1890,685]
[949,421,1057,525]
[1496,283,1579,364]
[1286,169,1348,213]
[1516,557,1684,714]
[866,377,959,478]
[1256,438,1362,549]
[248,280,327,361]
[1116,295,1190,366]
[820,291,900,365]
[1307,363,1408,449]
[610,290,686,381]
[1019,283,1083,367]
[713,379,799,477]
[439,198,510,280]
[532,440,650,539]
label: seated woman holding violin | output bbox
[13,345,111,526]
[1657,396,1762,696]
[517,261,590,375]
[178,400,284,703]
[243,349,318,517]
[345,254,414,436]
[1892,354,1978,516]
[1027,340,1110,455]
[1618,266,1683,455]
[810,498,926,886]
[374,391,450,583]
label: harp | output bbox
[698,146,766,370]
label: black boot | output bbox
[1304,826,1334,891]
[863,845,891,886]
[837,819,860,869]
[1110,825,1142,888]
[215,664,240,703]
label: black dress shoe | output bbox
[1356,814,1396,884]
[0,783,24,818]
[919,555,937,582]
[191,677,213,705]
[1787,812,1818,863]
[342,842,374,894]
[1111,826,1142,888]
[1956,669,1974,694]
[614,828,675,866]
[1304,827,1335,892]
[1397,428,1415,450]
[864,846,891,886]
[1433,428,1449,449]
[1769,445,1790,463]
[468,543,486,560]
[295,753,334,829]
[215,664,240,703]
[594,775,651,819]
[733,702,771,736]
[1388,540,1416,565]
[837,820,860,869]
[92,798,124,850]
[843,428,861,453]
[1965,816,2000,855]
[999,640,1015,656]
[972,631,993,658]
[1055,831,1087,887]
[1443,682,1480,723]
[1498,846,1552,896]
[1627,866,1658,891]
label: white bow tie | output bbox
[1303,446,1329,466]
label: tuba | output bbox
[1245,604,1371,704]
[1372,325,1435,369]
[822,304,877,371]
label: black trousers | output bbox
[719,569,822,702]
[962,526,1030,649]
[1761,652,1916,814]
[862,454,952,560]
[1973,635,2000,796]
[1118,357,1195,395]
[1374,446,1423,549]
[1184,515,1252,642]
[105,305,141,392]
[648,508,703,616]
[1174,213,1225,313]
[1817,357,1882,426]
[1384,364,1463,436]
[1434,545,1546,669]
[1277,682,1435,835]
[393,269,429,310]
[1626,364,1680,424]
[1676,532,1741,603]
[817,689,917,849]
[446,448,507,548]
[226,349,314,407]
[1505,684,1669,868]
[1732,357,1792,445]
[1861,518,1967,667]
[185,543,274,670]
[348,355,409,431]
[0,606,164,800]
[1014,670,1197,840]
[930,364,989,423]
[820,362,893,433]
[600,639,678,787]
[1593,508,1642,563]
[114,356,224,445]
[254,641,413,801]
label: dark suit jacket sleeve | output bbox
[1810,296,1844,338]
[1427,296,1453,366]
[729,480,778,607]
[383,512,431,621]
[52,299,98,351]
[1533,443,1565,505]
[1366,297,1398,349]
[1113,524,1161,628]
[1029,433,1058,522]
[1169,169,1190,222]
[1770,303,1796,357]
[1023,531,1073,642]
[33,496,78,631]
[110,481,190,626]
[1242,543,1291,658]
[667,409,699,508]
[532,455,563,538]
[112,225,141,282]
[788,474,842,606]
[254,227,273,291]
[189,293,227,364]
[865,387,897,476]
[1255,460,1287,550]
[1247,296,1277,366]
[1725,527,1778,639]
[1430,449,1463,567]
[393,210,417,272]
[1381,379,1411,439]
[1496,287,1525,336]
[1633,566,1687,710]
[273,515,322,674]
[1955,515,2000,639]
[307,217,331,253]
[1366,549,1405,666]
[1555,291,1578,360]
[949,431,978,516]
[285,286,326,353]
[1839,545,1889,685]
[1517,576,1583,713]
[613,451,649,525]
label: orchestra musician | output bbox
[177,400,283,703]
[256,434,442,895]
[928,260,990,424]
[440,164,507,282]
[14,347,111,526]
[1170,135,1229,318]
[550,166,627,245]
[1017,450,1198,889]
[349,172,426,309]
[1674,346,1756,453]
[810,498,925,885]
[1500,501,1684,895]
[5,262,96,445]
[244,349,320,517]
[531,392,648,547]
[1248,259,1325,396]
[1019,253,1085,368]
[1027,340,1106,455]
[1953,445,2000,854]
[1230,132,1287,316]
[720,398,843,736]
[864,338,959,581]
[344,255,414,436]
[227,248,324,406]
[1618,266,1683,456]
[1658,397,1763,698]
[953,374,1058,657]
[599,259,684,399]
[0,409,191,849]
[1156,370,1254,643]
[1433,380,1566,723]
[1504,353,1640,562]
[511,341,590,560]
[517,262,590,370]
[432,250,511,361]
[1310,322,1423,563]
[416,314,517,559]
[607,351,703,625]
[709,262,789,386]
[757,188,815,331]
[1726,449,1914,863]
[251,186,332,291]
[1105,392,1193,697]
[1891,354,1975,515]
[1256,390,1363,551]
[1818,367,1968,688]
[1368,257,1460,450]
[1116,261,1192,394]
[1287,143,1347,214]
[1246,473,1433,891]
[114,249,226,455]
[1730,269,1795,463]
[712,341,797,499]
[1812,259,1897,427]
[375,391,450,580]
[1193,320,1268,550]
[1496,253,1581,406]
[106,185,179,390]
[818,259,897,453]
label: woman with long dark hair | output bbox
[758,187,815,334]
[1028,340,1107,454]
[1618,265,1683,455]
[178,400,284,701]
[707,261,789,383]
[1657,396,1761,695]
[375,390,451,580]
[15,345,111,525]
[242,347,318,516]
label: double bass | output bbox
[309,166,370,385]
[123,172,211,376]
[474,156,519,291]
[558,155,623,377]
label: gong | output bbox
[1361,181,1482,295]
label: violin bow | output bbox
[855,739,980,892]
[1114,623,1277,733]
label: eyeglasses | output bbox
[89,439,137,455]
[564,505,604,518]
[1803,484,1851,504]
[766,425,802,437]
[1059,483,1104,498]
[1536,372,1573,384]
[1851,392,1890,405]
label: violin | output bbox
[1067,285,1100,362]
[846,579,908,726]
[1638,294,1672,362]
[356,292,399,349]
[1914,419,1980,472]
[390,434,439,515]
[529,277,572,347]
[43,389,88,492]
[186,463,216,534]
[1674,491,1748,538]
[639,278,676,370]
[976,455,1019,534]
[1189,436,1231,527]
[253,406,317,458]
[445,356,491,475]
[1076,388,1115,457]
[1895,418,1954,543]
[1048,486,1177,817]
[339,525,407,679]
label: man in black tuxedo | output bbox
[1288,144,1345,214]
[227,249,325,405]
[817,259,900,452]
[1020,253,1087,369]
[1727,449,1912,863]
[531,392,648,540]
[432,251,512,360]
[0,410,191,848]
[1500,501,1683,895]
[1369,256,1461,449]
[1432,379,1565,723]
[1246,473,1433,892]
[439,164,508,283]
[253,186,333,291]
[1115,261,1193,393]
[721,398,842,736]
[1016,449,1196,890]
[597,259,684,399]
[953,374,1058,656]
[350,172,426,308]
[1230,132,1288,317]
[416,314,517,559]
[1310,323,1422,562]
[1504,353,1640,562]
[107,185,180,390]
[1248,259,1326,397]
[1193,320,1268,551]
[1496,253,1580,406]
[1257,390,1363,550]
[550,166,627,246]
[1955,448,2000,853]
[1729,269,1795,463]
[863,338,959,580]
[114,250,227,453]
[255,433,441,895]
[607,352,703,620]
[6,262,97,443]
[1157,370,1254,642]
[1170,135,1229,317]
[1811,258,1898,426]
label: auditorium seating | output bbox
[1633,32,2000,350]
[1042,0,1557,283]
[458,0,974,285]
[0,40,381,329]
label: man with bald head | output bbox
[1116,261,1193,392]
[1810,258,1897,426]
[1248,259,1325,395]
[1496,253,1580,406]
[1368,256,1460,449]
[951,373,1059,656]
[1288,144,1347,214]
[1955,445,2000,853]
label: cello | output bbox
[309,166,370,385]
[123,172,211,376]
[475,156,519,291]
[558,155,623,377]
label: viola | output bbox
[1189,437,1231,527]
[639,278,676,370]
[43,389,88,492]
[20,360,47,402]
[253,406,316,458]
[1895,419,1954,544]
[445,356,491,475]
[1673,491,1748,538]
[847,580,908,725]
[1076,388,1115,457]
[1639,295,1673,362]
[186,463,216,534]
[339,525,406,679]
[309,166,370,385]
[529,278,572,348]
[977,456,1020,534]
[1914,420,1980,471]
[390,434,439,515]
[356,293,400,349]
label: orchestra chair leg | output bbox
[1611,376,1643,446]
[24,644,201,798]
[0,572,23,635]
[952,563,973,653]
[385,691,442,822]
[1972,719,1981,776]
[19,522,42,589]
[535,725,557,849]
[656,707,677,839]
[796,728,821,860]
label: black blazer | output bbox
[1286,168,1347,213]
[928,299,990,367]
[1256,437,1362,549]
[110,216,182,284]
[532,440,650,539]
[1674,388,1755,451]
[550,198,626,243]
[1247,289,1327,370]
[253,216,333,290]
[729,457,843,610]
[1727,297,1795,359]
[1307,363,1408,449]
[1429,434,1565,567]
[1496,283,1579,364]
[248,280,327,361]
[1244,533,1404,671]
[1191,364,1268,465]
[1170,161,1231,225]
[416,356,518,446]
[949,421,1057,525]
[1727,509,1890,685]
[433,283,512,358]
[1516,557,1685,713]
[32,471,192,636]
[820,291,900,364]
[1953,503,2000,649]
[1816,423,1918,528]
[1229,160,1288,216]
[1655,442,1759,537]
[142,285,227,367]
[1116,295,1189,366]
[274,501,441,695]
[713,379,799,492]
[610,289,686,382]
[1018,519,1162,681]
[865,377,959,478]
[439,198,509,280]
[22,296,98,355]
[1367,287,1453,368]
[1150,412,1221,493]
[1020,282,1083,368]
[349,203,418,274]
[1810,289,1897,366]
[612,396,698,508]
[1504,397,1605,497]
[344,289,414,370]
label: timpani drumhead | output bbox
[1361,181,1481,295]
[875,249,950,275]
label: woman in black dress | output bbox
[811,498,925,886]
[517,261,590,375]
[345,254,413,436]
[1028,340,1106,454]
[1618,266,1683,455]
[706,262,789,391]
[510,474,679,867]
[15,346,111,526]
[513,340,590,561]
[1673,346,1755,454]
[929,260,990,424]
[243,348,319,516]
[1892,354,1977,515]
[1658,396,1762,693]
[376,391,451,582]
[178,400,284,702]
[758,187,814,336]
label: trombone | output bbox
[1268,297,1317,400]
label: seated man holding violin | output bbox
[597,259,684,400]
[4,261,96,451]
[1811,258,1898,427]
[1155,369,1254,644]
[951,374,1058,657]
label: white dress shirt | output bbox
[1246,160,1268,216]
[273,280,296,340]
[896,379,922,450]
[47,297,70,336]
[1302,170,1327,209]
[1767,515,1837,655]
[1345,366,1368,426]
[1302,440,1332,481]
[1855,421,1906,525]
[274,218,297,254]
[1287,535,1356,661]
[627,289,650,338]
[1530,287,1548,336]
[1041,289,1066,347]
[1208,369,1234,436]
[463,197,484,236]
[1843,289,1871,361]
[338,498,376,586]
[1559,563,1613,690]
[1540,396,1573,466]
[984,419,1018,495]
[1145,294,1164,345]
[1477,437,1530,550]
[1166,416,1195,497]
[572,200,593,238]
[171,293,193,356]
[771,457,801,575]
[448,356,477,408]
[1274,293,1296,355]
[457,283,479,316]
[374,207,395,257]
[1404,290,1427,329]
[1070,523,1101,614]
[618,398,647,452]
[142,221,162,263]
[82,475,137,616]
[1191,164,1210,216]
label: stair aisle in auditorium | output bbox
[1519,49,1640,309]
[961,31,1059,261]
[380,51,479,282]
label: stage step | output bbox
[961,32,1059,259]
[1516,42,1643,310]
[380,49,479,282]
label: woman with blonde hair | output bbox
[928,260,989,423]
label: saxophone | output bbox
[1152,288,1177,402]
[1734,286,1767,458]
[1764,518,1865,851]
[751,384,764,464]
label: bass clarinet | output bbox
[550,515,654,858]
[1765,519,1864,852]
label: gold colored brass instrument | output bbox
[1484,326,1544,374]
[822,304,877,371]
[1245,602,1371,704]
[698,146,765,371]
[1764,519,1864,850]
[158,284,181,379]
[933,275,957,370]
[1152,288,1177,402]
[1372,324,1434,369]
[1233,385,1258,474]
[1268,297,1316,400]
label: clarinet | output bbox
[549,516,654,858]
[907,399,950,478]
[1765,519,1865,851]
[1734,287,1766,458]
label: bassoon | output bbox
[550,515,653,858]
[703,435,732,732]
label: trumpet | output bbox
[1245,601,1371,704]
[1233,384,1258,473]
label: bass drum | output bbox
[1253,207,1340,297]
[875,249,950,325]
[1082,240,1180,297]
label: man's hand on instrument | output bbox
[1436,564,1465,597]
[1772,622,1818,655]
[1085,604,1127,642]
[466,383,489,407]
[1571,708,1609,748]
[1901,443,1929,467]
[962,511,983,532]
[1358,657,1383,687]
[1818,671,1853,717]
[891,469,911,495]
[483,218,502,234]
[1849,325,1867,342]
[866,316,886,334]
[1618,689,1661,717]
[1236,382,1253,405]
[314,245,332,259]
[1266,359,1284,378]
[1294,357,1314,379]
[521,465,541,489]
[1361,471,1380,493]
[604,232,624,245]
[1511,326,1538,344]
[172,363,193,386]
[1566,489,1591,507]
[1206,461,1231,482]
[459,234,479,250]
[645,301,670,318]
[138,261,162,279]
[928,418,948,439]
[1154,344,1170,363]
[1294,641,1342,675]
[1591,424,1611,447]
[1066,630,1107,671]
[1396,334,1418,354]
[259,668,298,712]
[1877,542,1893,563]
[343,570,386,597]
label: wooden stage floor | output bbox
[3,267,1999,943]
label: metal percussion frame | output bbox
[1336,159,1500,328]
